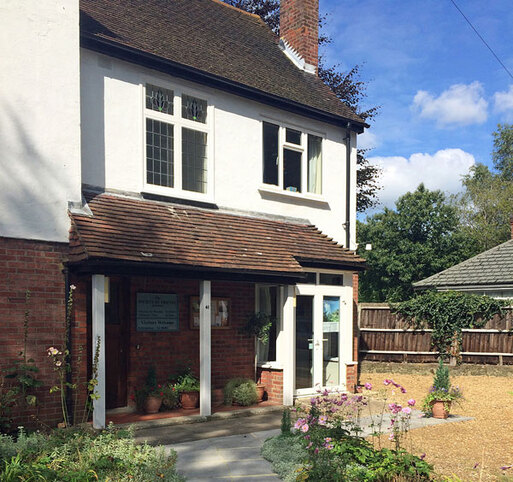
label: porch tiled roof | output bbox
[69,193,365,275]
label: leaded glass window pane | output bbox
[146,84,173,115]
[182,94,207,123]
[146,119,174,187]
[182,128,207,193]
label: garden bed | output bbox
[361,369,513,481]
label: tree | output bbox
[357,185,477,302]
[456,163,513,252]
[223,0,381,211]
[492,123,513,180]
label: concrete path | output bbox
[134,409,473,481]
[170,429,281,481]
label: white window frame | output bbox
[142,81,215,203]
[260,118,325,198]
[255,284,284,369]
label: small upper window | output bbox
[146,84,173,115]
[319,273,344,286]
[286,128,301,145]
[182,94,207,123]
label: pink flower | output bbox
[401,407,411,415]
[318,415,327,425]
[364,382,372,390]
[301,424,309,433]
[294,419,305,430]
[384,379,392,386]
[407,399,416,406]
[55,361,62,367]
[389,434,395,441]
[400,387,407,393]
[420,453,426,460]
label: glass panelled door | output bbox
[295,285,345,394]
[295,295,314,389]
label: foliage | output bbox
[421,359,463,414]
[281,408,291,435]
[232,382,258,406]
[492,123,513,181]
[456,162,513,252]
[263,382,432,481]
[358,184,477,302]
[261,434,305,482]
[174,373,200,393]
[0,425,184,481]
[392,290,507,358]
[223,378,254,405]
[432,358,450,391]
[0,377,18,433]
[161,384,180,410]
[243,312,274,343]
[221,0,382,212]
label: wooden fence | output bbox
[358,303,513,365]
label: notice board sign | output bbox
[136,293,179,332]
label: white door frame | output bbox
[294,276,353,396]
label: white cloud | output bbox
[412,82,488,126]
[369,148,476,209]
[494,84,513,120]
[358,130,379,150]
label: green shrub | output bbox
[232,382,258,406]
[433,358,450,391]
[175,373,199,393]
[261,434,305,482]
[161,384,180,410]
[0,425,185,481]
[223,378,254,405]
[281,408,291,435]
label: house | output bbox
[0,0,367,429]
[413,222,513,299]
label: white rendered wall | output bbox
[81,51,357,246]
[0,1,82,243]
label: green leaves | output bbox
[392,290,507,357]
[358,185,477,302]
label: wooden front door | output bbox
[105,277,129,409]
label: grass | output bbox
[360,364,513,481]
[261,434,305,481]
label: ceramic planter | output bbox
[181,390,199,410]
[144,395,163,414]
[256,384,266,402]
[431,400,451,419]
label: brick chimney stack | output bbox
[280,0,319,73]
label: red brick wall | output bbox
[124,277,256,407]
[0,237,68,428]
[280,0,319,70]
[257,367,283,404]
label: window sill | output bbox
[143,185,215,206]
[258,186,329,206]
[257,362,283,370]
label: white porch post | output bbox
[92,274,106,429]
[199,280,211,417]
[340,281,355,390]
[282,285,296,406]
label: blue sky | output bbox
[319,0,513,214]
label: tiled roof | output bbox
[79,0,365,126]
[413,239,513,289]
[69,193,365,275]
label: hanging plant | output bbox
[242,312,275,344]
[391,290,508,360]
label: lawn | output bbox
[360,364,513,481]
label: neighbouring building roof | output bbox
[68,193,366,277]
[79,0,366,129]
[413,239,513,290]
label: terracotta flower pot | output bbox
[181,391,199,410]
[256,384,266,403]
[144,396,163,414]
[431,400,451,419]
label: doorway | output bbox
[105,277,129,409]
[294,283,345,395]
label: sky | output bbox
[319,0,513,216]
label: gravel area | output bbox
[360,368,513,481]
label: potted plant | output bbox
[134,366,164,414]
[175,373,200,410]
[422,359,463,419]
[161,383,179,410]
[243,312,275,400]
